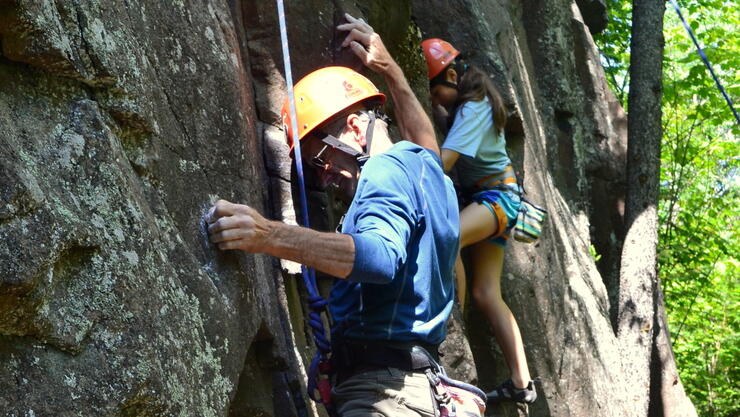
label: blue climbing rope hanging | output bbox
[275,0,337,416]
[669,0,740,125]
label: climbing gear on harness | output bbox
[416,346,487,417]
[473,165,547,244]
[485,379,537,404]
[333,342,487,416]
[276,1,337,415]
[281,66,386,150]
[512,198,547,243]
[422,38,461,79]
[427,370,488,417]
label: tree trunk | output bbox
[617,0,665,412]
[650,285,699,416]
[619,1,696,416]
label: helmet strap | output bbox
[429,61,468,90]
[363,110,376,157]
[431,80,459,90]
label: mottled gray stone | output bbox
[1,1,296,415]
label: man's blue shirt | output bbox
[329,141,460,345]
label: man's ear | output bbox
[446,68,458,84]
[346,113,366,147]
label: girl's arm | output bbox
[441,148,460,173]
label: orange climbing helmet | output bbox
[421,38,460,79]
[282,66,386,150]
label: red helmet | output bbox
[281,66,386,151]
[421,38,460,79]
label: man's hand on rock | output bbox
[206,199,271,253]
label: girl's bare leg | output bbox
[458,202,531,388]
[456,202,494,311]
[471,240,531,388]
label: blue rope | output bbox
[669,0,740,125]
[275,0,335,414]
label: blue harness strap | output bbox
[275,1,336,415]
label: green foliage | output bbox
[659,140,739,416]
[595,1,739,415]
[593,0,632,106]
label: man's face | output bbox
[302,137,361,203]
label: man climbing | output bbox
[206,14,459,417]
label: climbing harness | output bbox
[474,165,517,190]
[470,165,547,244]
[276,1,336,415]
[470,165,547,243]
[669,0,739,125]
[331,342,488,417]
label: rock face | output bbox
[1,1,296,416]
[0,1,683,417]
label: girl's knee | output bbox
[471,282,503,306]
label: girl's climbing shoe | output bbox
[486,379,537,404]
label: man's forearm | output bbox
[383,65,439,155]
[264,220,355,278]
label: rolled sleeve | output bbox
[343,157,418,284]
[348,232,402,284]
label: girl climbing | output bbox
[422,38,537,405]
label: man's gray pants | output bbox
[333,367,436,417]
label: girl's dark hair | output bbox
[452,65,507,133]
